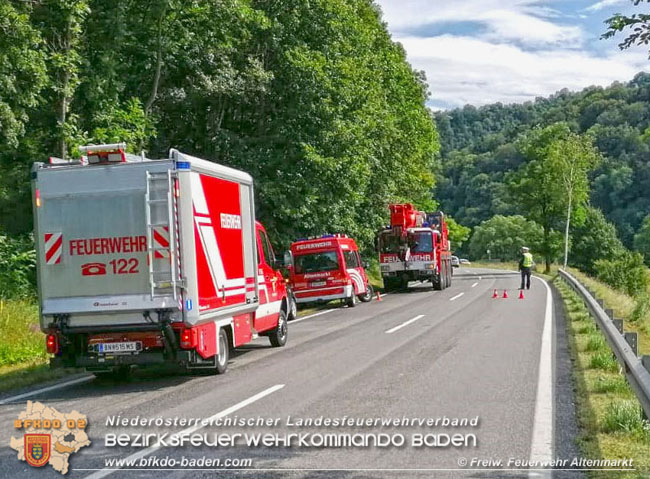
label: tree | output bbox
[468,215,545,262]
[507,124,571,272]
[0,1,47,149]
[445,217,471,252]
[547,131,601,268]
[634,215,650,266]
[570,207,624,274]
[603,1,650,57]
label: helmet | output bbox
[522,246,530,252]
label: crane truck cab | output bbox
[377,204,452,292]
[289,234,373,308]
[32,143,289,377]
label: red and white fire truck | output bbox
[289,234,373,307]
[32,143,292,376]
[377,203,453,291]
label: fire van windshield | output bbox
[294,251,340,274]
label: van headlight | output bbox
[380,265,390,272]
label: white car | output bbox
[451,256,460,268]
[460,258,471,265]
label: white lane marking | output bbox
[450,293,464,301]
[471,282,479,288]
[86,384,285,479]
[528,277,554,479]
[291,309,335,324]
[385,315,424,334]
[0,376,93,405]
[479,276,482,280]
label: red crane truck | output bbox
[377,203,452,291]
[32,143,291,377]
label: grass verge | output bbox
[565,267,649,356]
[555,277,650,478]
[0,299,79,393]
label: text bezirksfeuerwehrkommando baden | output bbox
[105,415,480,429]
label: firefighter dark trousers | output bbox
[520,267,531,289]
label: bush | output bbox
[630,293,650,325]
[0,234,36,299]
[594,251,649,297]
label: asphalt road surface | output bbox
[0,268,581,479]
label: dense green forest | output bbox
[0,0,437,252]
[435,73,650,252]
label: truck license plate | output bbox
[98,341,140,354]
[310,281,326,287]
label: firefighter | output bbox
[518,246,534,290]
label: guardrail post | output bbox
[597,298,604,308]
[624,332,638,356]
[605,308,614,319]
[612,319,624,334]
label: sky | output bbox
[375,0,650,110]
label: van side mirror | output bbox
[283,250,293,268]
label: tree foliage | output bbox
[468,215,545,262]
[603,0,650,57]
[435,74,650,259]
[633,215,650,266]
[570,207,624,274]
[0,0,438,253]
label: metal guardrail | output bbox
[559,269,650,419]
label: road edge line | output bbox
[85,384,285,479]
[528,277,554,478]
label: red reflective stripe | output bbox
[153,229,169,248]
[45,235,63,263]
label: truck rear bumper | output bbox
[295,285,352,303]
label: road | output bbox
[0,268,581,478]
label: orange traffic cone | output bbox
[519,290,525,300]
[492,289,498,299]
[502,289,508,299]
[376,291,382,301]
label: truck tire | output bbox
[383,277,398,292]
[269,310,288,347]
[288,293,298,321]
[346,291,357,308]
[358,283,374,302]
[447,260,453,286]
[432,272,442,291]
[215,328,230,374]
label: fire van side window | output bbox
[343,250,359,268]
[259,230,274,265]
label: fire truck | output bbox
[32,143,292,377]
[377,203,453,291]
[289,234,373,307]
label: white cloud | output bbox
[374,0,649,108]
[584,0,628,12]
[377,0,585,47]
[397,34,648,108]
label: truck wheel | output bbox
[288,294,298,321]
[215,328,230,374]
[432,273,442,291]
[346,291,357,308]
[383,277,397,292]
[358,283,374,302]
[269,310,288,347]
[447,260,453,285]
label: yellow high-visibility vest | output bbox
[522,252,533,268]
